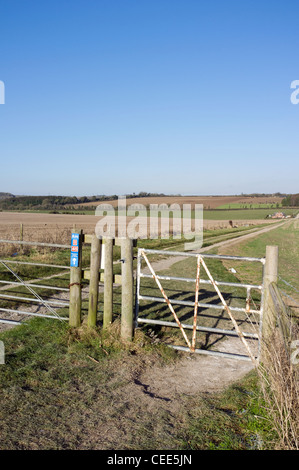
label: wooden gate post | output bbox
[261,245,278,357]
[20,223,24,254]
[120,238,134,341]
[103,238,114,329]
[69,229,83,327]
[87,235,102,327]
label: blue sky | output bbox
[0,0,298,196]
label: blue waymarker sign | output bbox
[70,233,80,267]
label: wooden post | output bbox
[268,282,290,354]
[69,229,83,327]
[103,238,114,329]
[20,223,23,254]
[261,245,278,357]
[120,238,134,341]
[87,235,102,327]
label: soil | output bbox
[141,338,255,396]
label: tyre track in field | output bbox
[145,220,287,273]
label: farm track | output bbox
[147,219,286,273]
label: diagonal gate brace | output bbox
[140,250,257,366]
[199,257,257,366]
[141,250,192,349]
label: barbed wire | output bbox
[278,275,299,294]
[279,289,299,308]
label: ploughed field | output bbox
[73,194,284,209]
[0,210,279,243]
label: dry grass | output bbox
[258,327,299,450]
[0,225,72,257]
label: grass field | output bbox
[203,208,298,220]
[217,203,282,209]
[216,219,299,308]
[0,316,271,450]
[0,214,297,450]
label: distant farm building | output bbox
[268,212,287,219]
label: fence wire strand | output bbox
[0,261,64,321]
[279,275,299,295]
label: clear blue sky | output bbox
[0,0,298,196]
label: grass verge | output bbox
[0,317,278,450]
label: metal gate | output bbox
[135,248,266,365]
[0,238,72,327]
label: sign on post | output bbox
[70,233,80,267]
[69,230,83,327]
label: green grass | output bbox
[217,220,299,303]
[203,208,298,220]
[217,203,282,209]
[180,371,275,450]
[0,318,179,450]
[4,206,298,221]
[0,317,275,450]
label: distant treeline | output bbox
[1,191,297,211]
[0,192,171,211]
[0,192,14,200]
[281,194,299,207]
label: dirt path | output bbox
[141,338,255,396]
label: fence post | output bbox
[20,223,23,254]
[69,229,83,327]
[103,238,114,329]
[121,238,134,341]
[261,245,278,357]
[87,235,102,327]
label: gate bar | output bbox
[139,272,262,291]
[0,239,71,249]
[0,318,22,325]
[169,344,253,362]
[137,317,259,339]
[0,307,68,320]
[138,294,261,315]
[0,279,69,292]
[141,250,192,349]
[0,259,71,269]
[199,256,257,365]
[0,293,69,307]
[140,248,265,264]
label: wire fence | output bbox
[278,275,299,313]
[0,238,73,325]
